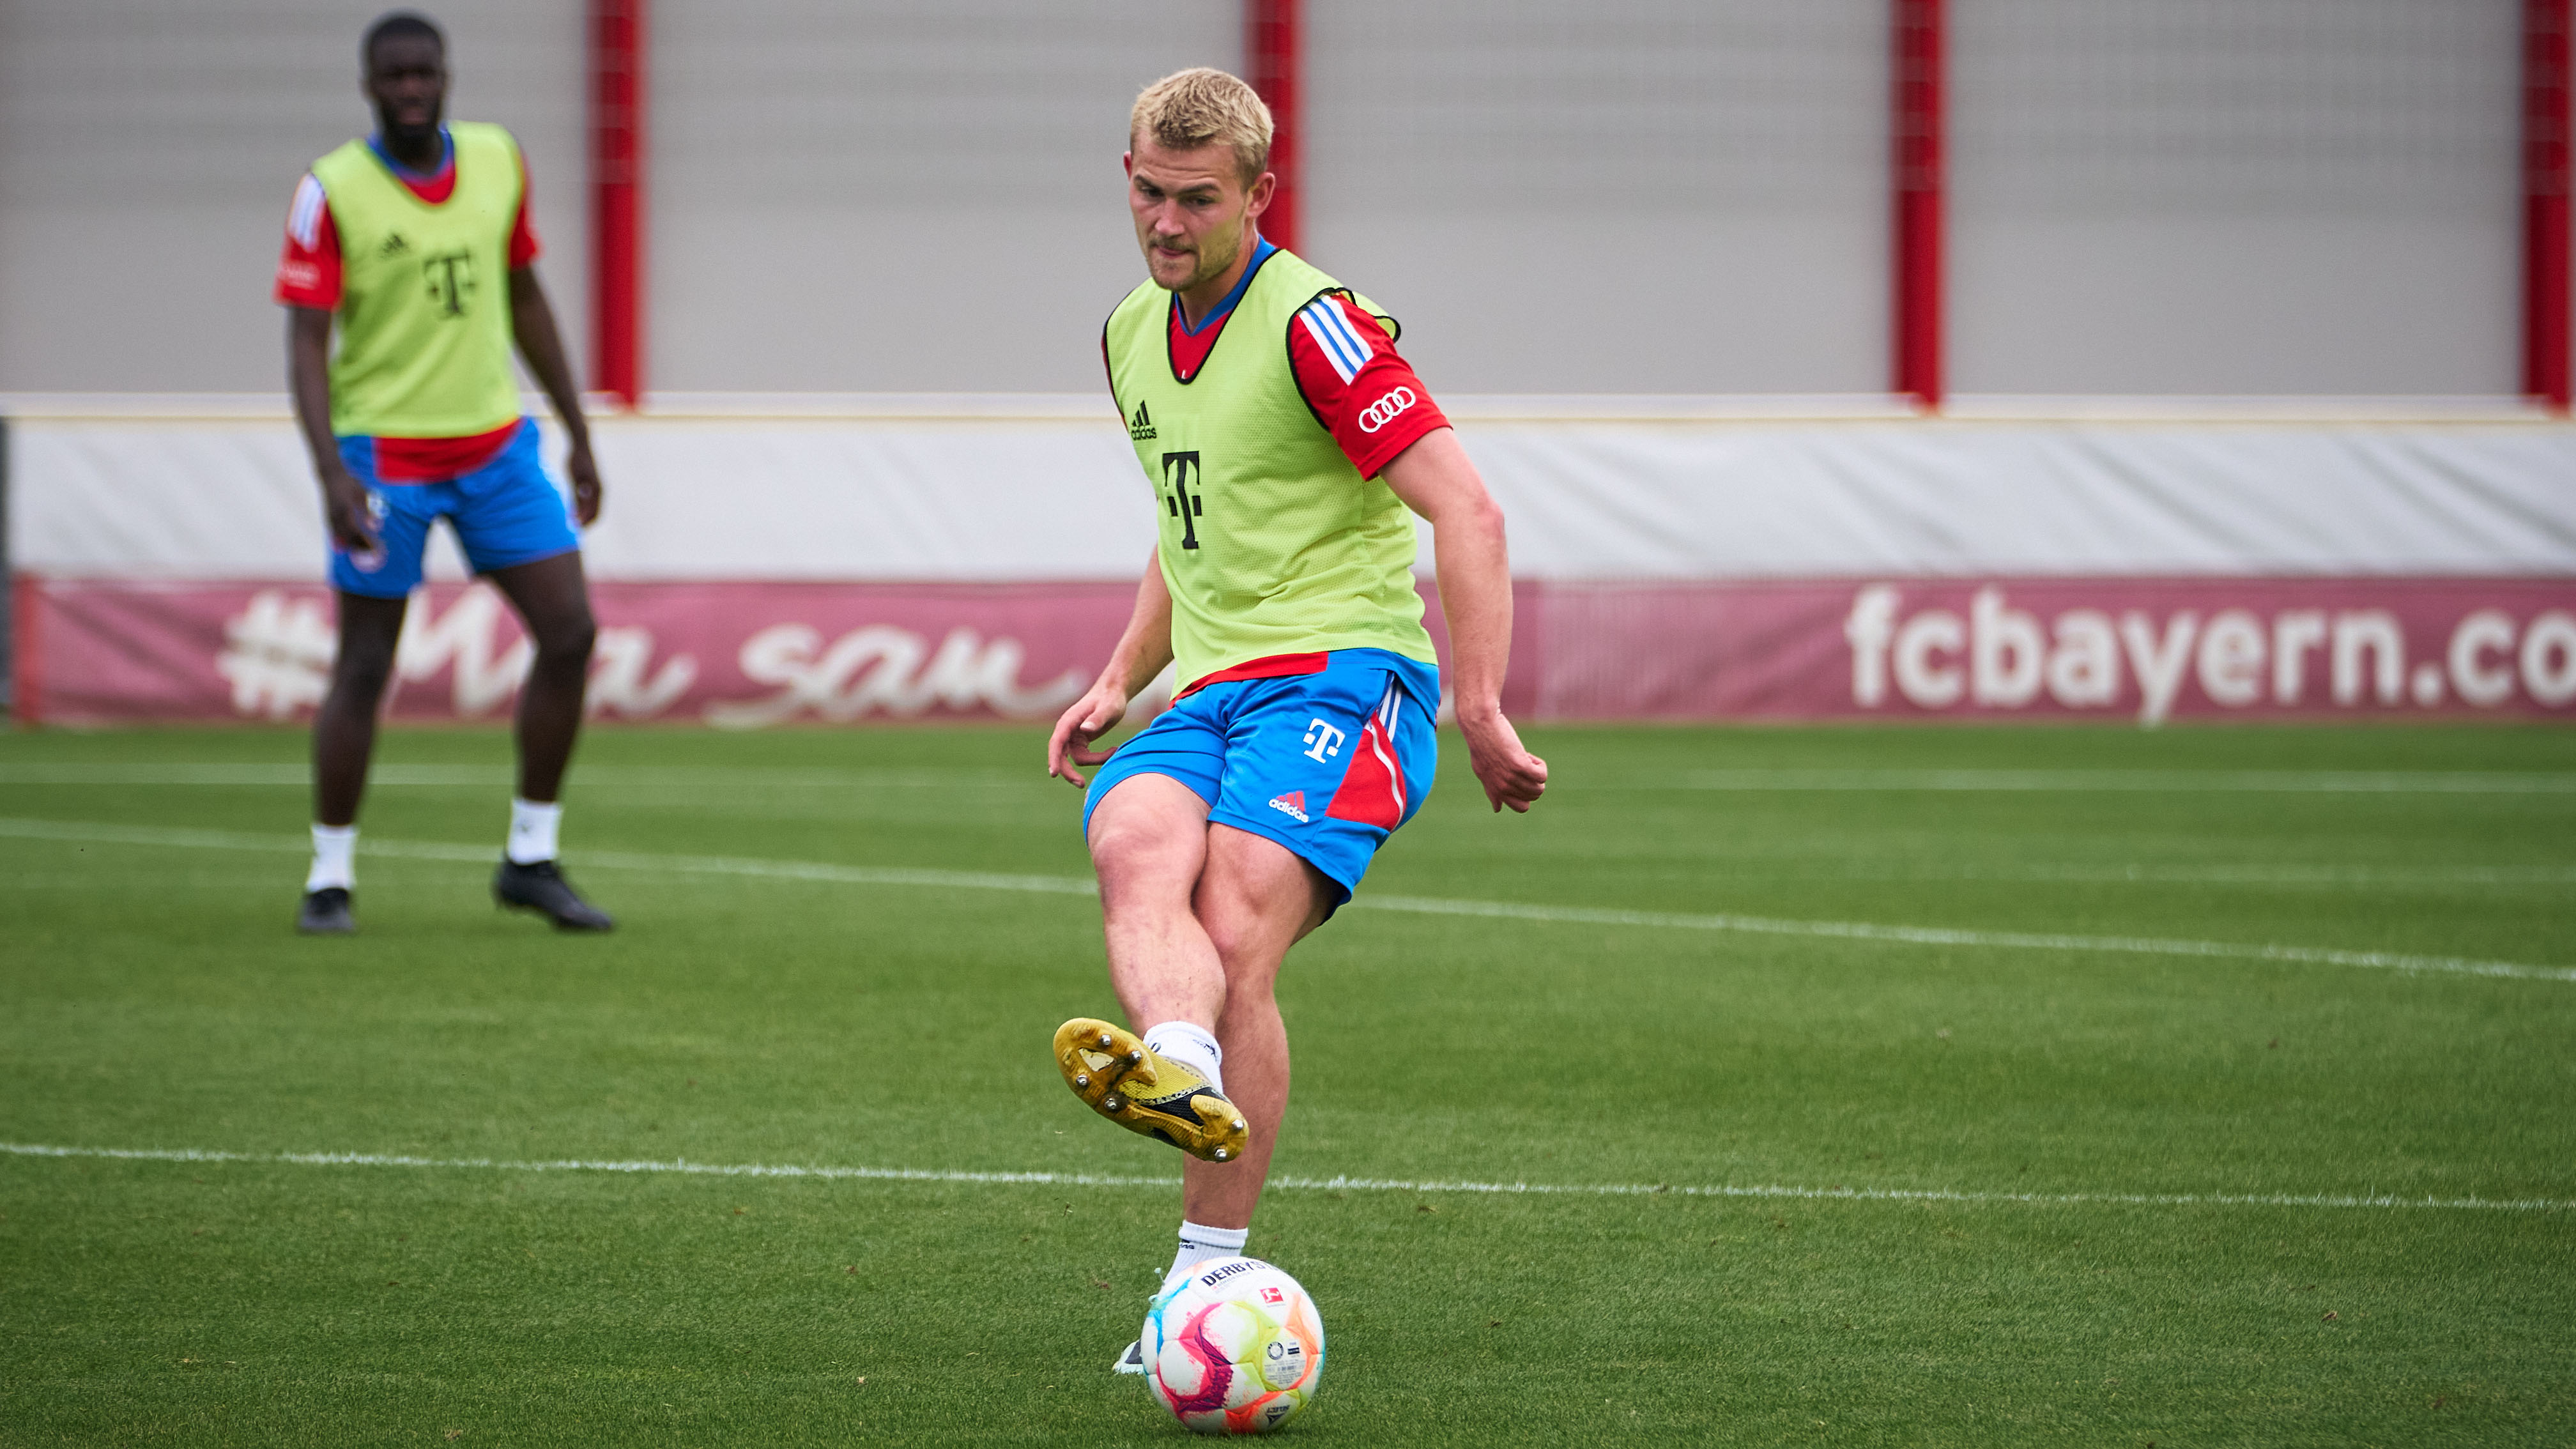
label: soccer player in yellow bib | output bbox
[275,13,610,935]
[1045,68,1549,1374]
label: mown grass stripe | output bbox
[1358,895,2576,983]
[8,763,2574,794]
[1666,769,2576,794]
[2,816,2565,983]
[3,1142,2563,1215]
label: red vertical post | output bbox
[2529,0,2572,413]
[588,0,647,410]
[1893,0,1945,410]
[1246,0,1300,254]
[11,574,42,727]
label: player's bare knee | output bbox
[327,641,397,703]
[1092,829,1197,908]
[533,610,595,668]
[1195,895,1257,960]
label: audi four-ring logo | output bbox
[1357,386,1418,434]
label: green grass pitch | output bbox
[3,721,2573,1445]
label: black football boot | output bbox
[296,887,356,934]
[493,859,615,931]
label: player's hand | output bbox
[565,440,604,526]
[1459,707,1547,813]
[319,466,379,553]
[1046,681,1131,787]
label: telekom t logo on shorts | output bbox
[1301,718,1345,762]
[1356,387,1417,434]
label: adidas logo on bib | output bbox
[1128,401,1156,441]
[1268,791,1310,824]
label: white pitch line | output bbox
[1823,862,2576,887]
[0,763,500,786]
[12,810,2559,890]
[2,1142,2564,1216]
[0,818,1096,897]
[0,763,1031,789]
[1,816,2566,983]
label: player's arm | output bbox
[1048,551,1176,786]
[286,307,375,551]
[507,266,601,526]
[1284,293,1544,811]
[277,173,375,553]
[1381,431,1547,813]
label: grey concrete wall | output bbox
[1948,0,2523,396]
[0,0,2546,399]
[0,0,589,394]
[645,0,1236,394]
[1301,0,1890,395]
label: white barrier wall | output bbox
[10,402,2574,726]
[14,403,2575,583]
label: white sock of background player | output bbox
[307,824,356,892]
[505,798,561,865]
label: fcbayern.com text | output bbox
[1843,584,2576,723]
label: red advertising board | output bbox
[13,576,2574,726]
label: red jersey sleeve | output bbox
[273,172,342,309]
[508,154,540,268]
[1285,292,1451,480]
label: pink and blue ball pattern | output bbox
[1142,1257,1325,1435]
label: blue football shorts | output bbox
[1082,647,1441,912]
[327,419,581,597]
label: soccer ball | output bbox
[1142,1256,1325,1434]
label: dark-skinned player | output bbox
[276,11,610,933]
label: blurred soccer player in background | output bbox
[275,12,611,934]
[1045,68,1549,1373]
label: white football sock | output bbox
[1162,1220,1250,1292]
[505,798,562,865]
[1143,1020,1224,1096]
[307,824,357,892]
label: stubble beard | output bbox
[1190,224,1243,291]
[1154,222,1241,294]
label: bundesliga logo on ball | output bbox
[1141,1257,1324,1434]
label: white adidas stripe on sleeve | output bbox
[1297,304,1361,384]
[1315,298,1377,373]
[288,174,327,250]
[1297,298,1377,384]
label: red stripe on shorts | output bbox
[1172,652,1331,701]
[374,420,523,482]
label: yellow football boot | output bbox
[1053,1018,1250,1163]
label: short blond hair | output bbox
[1130,67,1273,185]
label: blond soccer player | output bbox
[1044,68,1547,1372]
